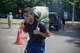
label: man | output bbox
[61,17,65,30]
[22,6,50,53]
[7,12,13,28]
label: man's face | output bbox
[23,12,34,24]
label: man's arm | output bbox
[37,27,50,37]
[37,22,50,37]
[37,28,50,37]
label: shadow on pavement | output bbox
[51,30,80,39]
[50,25,80,48]
[66,39,80,48]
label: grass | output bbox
[0,18,80,25]
[0,18,23,24]
[65,21,80,25]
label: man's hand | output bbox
[36,27,50,37]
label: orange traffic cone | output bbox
[14,30,22,45]
[19,22,23,34]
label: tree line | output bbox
[0,0,80,21]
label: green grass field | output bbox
[0,18,80,25]
[0,18,23,24]
[65,21,80,25]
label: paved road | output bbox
[0,24,80,53]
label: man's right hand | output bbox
[36,27,50,37]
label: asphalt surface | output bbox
[0,23,80,53]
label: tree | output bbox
[0,0,80,20]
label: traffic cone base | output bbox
[14,41,22,45]
[14,30,22,45]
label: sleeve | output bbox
[38,22,47,33]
